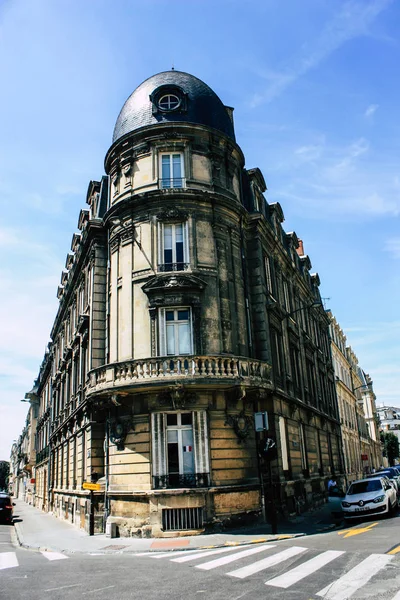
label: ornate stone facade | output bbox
[24,71,343,536]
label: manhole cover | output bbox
[101,545,128,550]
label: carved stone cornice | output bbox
[157,384,197,410]
[142,273,206,308]
[156,208,188,222]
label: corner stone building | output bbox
[33,71,342,536]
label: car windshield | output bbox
[0,497,11,507]
[379,470,395,478]
[348,480,382,495]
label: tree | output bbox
[0,461,9,491]
[380,432,400,466]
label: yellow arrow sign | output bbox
[338,522,378,538]
[82,482,101,491]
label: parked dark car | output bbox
[0,494,15,524]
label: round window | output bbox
[158,94,180,111]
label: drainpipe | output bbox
[103,415,110,529]
[239,215,253,356]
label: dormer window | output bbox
[158,94,181,111]
[150,84,187,116]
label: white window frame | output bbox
[279,416,289,471]
[151,411,210,488]
[159,152,185,189]
[158,94,180,111]
[166,412,195,478]
[158,221,189,271]
[158,307,193,356]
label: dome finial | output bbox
[171,59,175,71]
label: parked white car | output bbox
[342,477,397,520]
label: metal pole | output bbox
[256,430,266,523]
[89,490,94,536]
[267,459,278,534]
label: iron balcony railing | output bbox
[158,262,189,272]
[153,473,210,490]
[159,177,185,189]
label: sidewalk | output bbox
[12,498,344,555]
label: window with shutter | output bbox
[151,410,210,489]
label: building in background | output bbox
[328,312,382,482]
[9,391,38,502]
[377,405,400,446]
[16,70,344,537]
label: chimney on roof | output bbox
[297,239,305,256]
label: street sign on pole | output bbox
[255,411,269,432]
[82,482,101,491]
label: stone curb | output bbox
[12,520,305,555]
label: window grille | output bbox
[162,507,204,531]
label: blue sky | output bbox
[1,0,399,460]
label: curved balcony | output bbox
[87,355,272,396]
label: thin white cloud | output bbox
[333,137,370,171]
[294,144,323,162]
[250,0,392,106]
[272,134,400,218]
[384,238,400,259]
[364,103,379,118]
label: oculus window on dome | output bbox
[150,84,187,116]
[158,94,181,111]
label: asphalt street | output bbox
[1,511,400,600]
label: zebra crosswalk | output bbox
[0,550,68,570]
[136,543,400,599]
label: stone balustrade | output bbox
[87,355,272,394]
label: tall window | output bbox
[159,222,189,272]
[166,413,194,487]
[151,411,210,489]
[299,423,308,474]
[160,153,184,188]
[271,328,284,388]
[159,308,192,356]
[279,416,290,473]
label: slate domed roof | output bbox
[112,70,235,143]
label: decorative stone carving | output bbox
[122,162,132,188]
[157,384,197,410]
[225,410,253,443]
[108,416,134,451]
[142,273,206,298]
[111,169,120,196]
[156,208,188,222]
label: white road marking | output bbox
[82,585,115,595]
[134,551,171,557]
[172,546,242,563]
[266,550,345,588]
[316,553,393,599]
[0,552,19,570]
[41,551,68,561]
[227,546,307,579]
[196,544,275,570]
[152,549,208,559]
[44,584,81,592]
